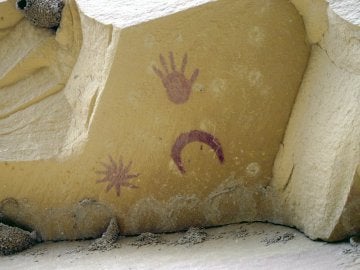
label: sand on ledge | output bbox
[1,223,359,270]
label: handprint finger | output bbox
[169,51,176,71]
[190,69,200,85]
[159,54,169,74]
[152,66,164,80]
[181,53,188,73]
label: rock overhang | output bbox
[0,0,358,242]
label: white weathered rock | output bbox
[272,3,360,240]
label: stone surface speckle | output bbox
[0,223,36,255]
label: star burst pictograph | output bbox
[96,155,140,196]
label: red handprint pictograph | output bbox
[153,52,199,104]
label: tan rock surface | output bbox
[0,0,358,242]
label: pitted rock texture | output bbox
[0,223,36,255]
[88,218,120,251]
[16,0,64,29]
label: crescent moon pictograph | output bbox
[171,130,225,174]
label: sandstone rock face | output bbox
[272,2,360,240]
[0,0,358,241]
